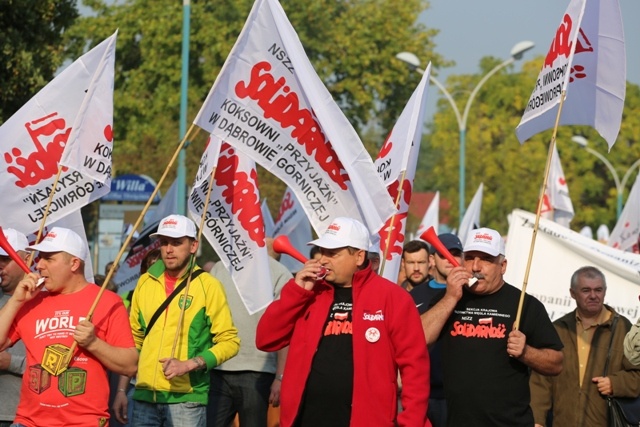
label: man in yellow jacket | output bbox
[114,214,239,427]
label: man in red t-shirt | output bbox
[0,227,138,427]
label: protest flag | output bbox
[516,0,625,150]
[188,138,273,315]
[540,145,574,227]
[0,32,118,237]
[608,175,640,252]
[193,0,396,237]
[458,183,483,246]
[373,64,431,282]
[272,187,313,273]
[416,191,439,238]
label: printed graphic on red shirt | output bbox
[323,301,353,336]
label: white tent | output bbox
[505,209,640,322]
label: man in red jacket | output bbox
[257,217,431,427]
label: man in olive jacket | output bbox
[530,266,640,426]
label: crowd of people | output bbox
[0,215,639,426]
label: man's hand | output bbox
[13,272,43,304]
[507,329,527,359]
[592,376,613,395]
[444,266,470,301]
[160,357,196,380]
[113,388,130,424]
[0,351,10,370]
[74,319,98,349]
[269,376,282,407]
[294,261,324,291]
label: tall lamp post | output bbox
[571,135,640,219]
[177,0,191,215]
[396,40,535,224]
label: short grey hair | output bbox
[570,266,606,290]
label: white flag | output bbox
[516,0,625,149]
[374,65,431,282]
[608,175,640,251]
[458,183,483,245]
[273,187,313,273]
[0,33,116,235]
[188,141,272,314]
[541,145,574,227]
[416,191,439,238]
[193,0,396,236]
[59,31,117,183]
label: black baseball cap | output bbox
[429,233,463,255]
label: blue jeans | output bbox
[207,370,273,427]
[132,400,206,427]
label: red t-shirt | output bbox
[8,284,134,427]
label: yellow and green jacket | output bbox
[130,261,240,404]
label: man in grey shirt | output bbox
[0,229,28,426]
[206,238,292,427]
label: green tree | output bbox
[0,0,79,121]
[424,55,640,234]
[64,0,445,213]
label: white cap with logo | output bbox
[464,227,505,257]
[151,214,197,239]
[27,227,88,261]
[0,228,29,256]
[308,217,371,251]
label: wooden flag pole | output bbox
[379,170,407,277]
[26,168,65,268]
[170,165,217,358]
[60,123,200,372]
[513,91,567,331]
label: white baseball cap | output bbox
[0,228,29,256]
[27,227,88,261]
[151,215,197,239]
[308,217,371,251]
[464,227,505,257]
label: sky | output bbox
[416,0,639,122]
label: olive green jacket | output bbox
[530,306,640,426]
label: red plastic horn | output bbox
[272,235,308,263]
[419,226,461,267]
[0,226,31,274]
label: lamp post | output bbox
[177,0,191,215]
[396,40,535,224]
[571,135,640,219]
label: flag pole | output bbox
[170,165,217,358]
[379,169,407,276]
[59,123,200,372]
[513,91,566,331]
[26,168,65,267]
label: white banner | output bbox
[193,0,395,236]
[375,64,431,282]
[505,209,640,322]
[542,145,574,227]
[516,0,625,149]
[188,142,272,315]
[0,33,116,235]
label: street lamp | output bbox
[396,40,535,224]
[571,135,640,219]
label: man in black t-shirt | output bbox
[421,228,563,427]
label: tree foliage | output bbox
[0,0,79,121]
[63,0,444,214]
[423,55,640,234]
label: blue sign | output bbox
[103,174,161,203]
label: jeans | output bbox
[132,400,206,427]
[207,370,274,427]
[428,398,447,427]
